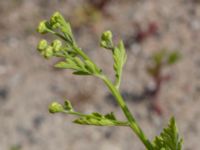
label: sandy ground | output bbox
[0,0,200,150]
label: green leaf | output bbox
[167,51,181,65]
[73,112,128,126]
[153,117,183,150]
[84,60,96,73]
[73,71,91,75]
[55,61,79,70]
[84,60,101,74]
[55,58,101,76]
[73,57,85,68]
[113,40,127,88]
[105,112,116,120]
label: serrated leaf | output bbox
[153,117,183,150]
[55,58,97,75]
[73,112,128,126]
[112,40,127,87]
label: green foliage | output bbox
[147,49,181,77]
[152,49,181,67]
[167,51,181,65]
[37,12,102,76]
[55,57,102,76]
[100,31,127,89]
[153,117,183,150]
[48,101,128,126]
[49,100,74,114]
[112,41,127,88]
[37,12,183,150]
[74,112,129,126]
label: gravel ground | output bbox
[0,0,200,150]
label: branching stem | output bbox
[99,75,153,150]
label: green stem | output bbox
[114,70,122,89]
[99,75,153,150]
[73,45,91,61]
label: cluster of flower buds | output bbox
[36,12,77,59]
[37,11,74,47]
[37,12,68,33]
[37,39,63,59]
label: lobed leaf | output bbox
[113,41,127,85]
[55,58,101,76]
[153,117,183,150]
[73,112,128,126]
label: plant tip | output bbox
[48,102,64,113]
[37,20,49,34]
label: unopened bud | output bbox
[52,40,62,52]
[52,23,61,29]
[37,39,48,51]
[101,30,112,42]
[100,41,107,48]
[37,20,49,34]
[49,102,64,113]
[100,30,113,49]
[50,12,63,25]
[44,46,54,59]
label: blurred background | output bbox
[0,0,200,150]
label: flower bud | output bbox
[100,30,113,49]
[44,46,54,59]
[100,41,107,48]
[101,30,112,42]
[52,23,61,29]
[50,12,63,25]
[37,39,48,51]
[37,20,49,34]
[52,40,62,52]
[49,102,64,113]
